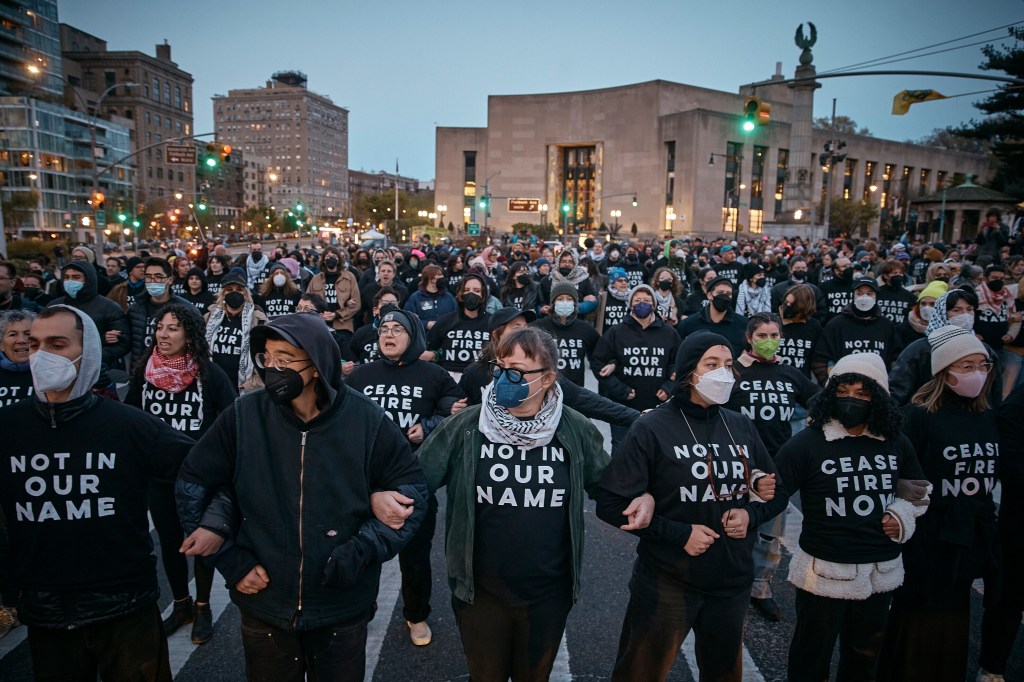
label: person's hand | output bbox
[371,490,414,530]
[656,389,669,402]
[322,310,337,322]
[627,389,636,401]
[341,361,355,376]
[620,493,655,530]
[540,305,551,315]
[103,329,121,344]
[419,350,436,362]
[426,320,435,330]
[346,299,358,308]
[407,423,424,444]
[754,473,777,501]
[451,397,468,414]
[236,565,269,595]
[179,528,225,557]
[721,508,750,539]
[882,512,901,540]
[1003,334,1014,343]
[684,525,719,556]
[599,363,616,377]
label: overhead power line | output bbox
[819,20,1024,75]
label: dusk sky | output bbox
[61,0,1022,181]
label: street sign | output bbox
[166,144,197,165]
[508,198,540,212]
[95,210,106,228]
[467,223,480,236]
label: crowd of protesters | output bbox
[0,204,1020,681]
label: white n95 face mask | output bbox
[30,350,81,396]
[694,366,735,405]
[948,313,974,332]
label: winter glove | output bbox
[896,479,932,507]
[322,534,373,589]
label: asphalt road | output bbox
[1,384,1021,680]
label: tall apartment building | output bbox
[0,0,62,97]
[242,154,270,209]
[60,24,194,210]
[213,71,348,218]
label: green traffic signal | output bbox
[296,203,303,212]
[117,212,127,222]
[131,220,140,228]
[205,157,217,168]
[561,202,571,213]
[197,202,207,211]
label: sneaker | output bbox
[191,602,214,645]
[751,596,783,622]
[0,607,19,640]
[163,596,194,636]
[976,670,1005,682]
[407,620,432,646]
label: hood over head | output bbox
[186,266,208,287]
[250,312,342,405]
[38,304,102,402]
[62,261,98,301]
[379,308,425,364]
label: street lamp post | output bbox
[67,81,138,248]
[483,170,500,239]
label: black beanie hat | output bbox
[674,331,733,382]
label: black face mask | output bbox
[358,258,369,265]
[435,278,447,291]
[224,291,245,309]
[558,267,573,277]
[262,366,312,405]
[251,251,263,262]
[989,279,1005,292]
[626,254,639,263]
[832,396,872,429]
[782,304,797,319]
[323,257,339,271]
[837,268,854,283]
[711,294,732,312]
[461,292,482,311]
[658,280,673,291]
[935,276,950,283]
[888,275,904,287]
[516,273,531,286]
[752,278,765,288]
[791,270,807,280]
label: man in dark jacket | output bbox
[126,258,190,366]
[675,276,748,355]
[49,260,130,369]
[0,305,194,680]
[811,277,902,383]
[769,256,826,317]
[176,313,428,680]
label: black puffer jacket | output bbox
[48,261,130,366]
[125,292,191,363]
[889,336,1002,406]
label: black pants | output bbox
[453,588,572,682]
[399,493,437,623]
[27,601,170,682]
[611,559,748,682]
[0,505,15,605]
[789,588,893,682]
[148,481,213,603]
[239,610,371,682]
[980,491,1024,675]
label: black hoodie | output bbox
[531,314,600,387]
[426,308,491,373]
[593,316,680,411]
[181,267,216,313]
[811,302,902,383]
[50,261,131,367]
[347,309,461,448]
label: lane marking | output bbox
[163,574,231,677]
[551,631,572,680]
[365,557,402,681]
[681,632,765,681]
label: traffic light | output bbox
[219,144,232,165]
[204,143,217,168]
[196,201,207,211]
[742,97,771,132]
[561,201,571,214]
[91,190,105,209]
[117,212,127,222]
[295,203,303,212]
[631,196,638,207]
[131,219,140,229]
[478,195,489,210]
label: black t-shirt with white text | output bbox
[0,368,33,406]
[473,436,571,605]
[727,361,819,456]
[210,313,244,383]
[531,317,600,387]
[258,291,300,319]
[343,324,380,364]
[427,311,491,373]
[777,319,823,379]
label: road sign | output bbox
[467,223,480,236]
[95,210,106,228]
[166,144,197,165]
[508,198,540,212]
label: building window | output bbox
[843,159,856,200]
[104,70,115,88]
[560,146,597,233]
[155,114,161,128]
[145,111,150,125]
[152,78,160,101]
[881,163,896,219]
[919,168,931,195]
[665,141,675,206]
[863,161,877,200]
[722,142,743,232]
[775,149,788,218]
[175,86,181,109]
[164,82,171,105]
[751,145,767,212]
[157,167,163,180]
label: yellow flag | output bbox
[892,90,948,115]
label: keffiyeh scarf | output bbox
[145,348,198,393]
[479,379,563,448]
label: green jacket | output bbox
[418,403,611,604]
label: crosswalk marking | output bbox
[163,575,232,677]
[551,632,572,680]
[681,632,766,681]
[365,557,402,681]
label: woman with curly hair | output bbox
[125,302,237,645]
[649,267,683,326]
[775,352,929,682]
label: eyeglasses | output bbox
[295,306,318,314]
[378,325,407,337]
[949,361,993,374]
[254,353,310,371]
[144,275,168,283]
[488,360,547,384]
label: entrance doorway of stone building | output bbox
[560,146,597,234]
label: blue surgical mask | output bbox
[62,280,84,299]
[632,301,654,319]
[493,372,544,409]
[146,282,167,297]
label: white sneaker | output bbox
[407,620,431,646]
[977,669,1005,682]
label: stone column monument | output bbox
[782,23,821,228]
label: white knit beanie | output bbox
[928,325,988,374]
[829,352,890,393]
[628,284,656,305]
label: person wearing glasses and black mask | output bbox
[594,331,785,682]
[348,308,461,648]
